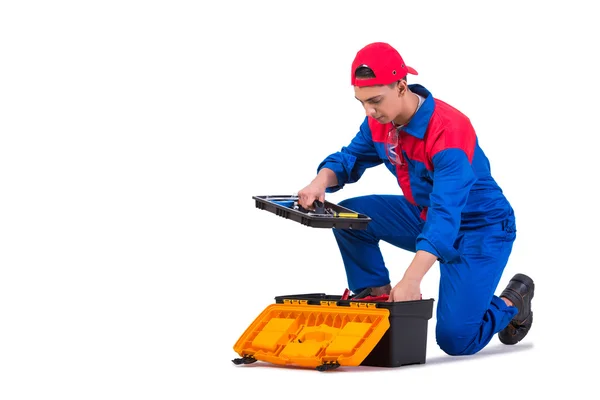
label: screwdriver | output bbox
[332,211,359,218]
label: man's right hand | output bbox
[297,168,338,210]
[297,181,326,210]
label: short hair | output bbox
[354,66,406,88]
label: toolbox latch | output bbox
[319,300,338,307]
[350,302,377,309]
[283,299,308,305]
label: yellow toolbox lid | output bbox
[232,299,390,370]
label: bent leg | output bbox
[332,195,423,293]
[436,218,519,356]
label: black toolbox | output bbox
[232,293,434,370]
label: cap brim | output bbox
[407,66,418,75]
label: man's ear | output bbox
[397,80,407,96]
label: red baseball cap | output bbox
[351,42,418,87]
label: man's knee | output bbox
[435,322,479,356]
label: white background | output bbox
[1,1,598,399]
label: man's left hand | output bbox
[387,278,421,302]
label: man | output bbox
[297,42,534,356]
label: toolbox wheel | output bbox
[316,362,340,372]
[232,356,257,365]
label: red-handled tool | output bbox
[341,288,350,300]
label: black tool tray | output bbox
[252,195,372,229]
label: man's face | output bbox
[354,82,401,124]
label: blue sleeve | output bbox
[415,148,476,263]
[317,117,382,193]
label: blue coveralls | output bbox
[318,84,518,356]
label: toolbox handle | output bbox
[297,199,326,214]
[313,200,326,214]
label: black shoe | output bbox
[498,273,535,345]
